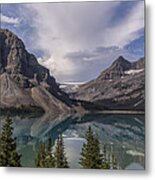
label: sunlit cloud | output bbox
[1,1,144,83]
[1,13,20,24]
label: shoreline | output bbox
[0,107,145,116]
[93,110,145,115]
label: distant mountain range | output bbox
[0,29,145,113]
[72,56,145,111]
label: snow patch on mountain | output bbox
[125,69,144,75]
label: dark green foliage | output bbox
[35,127,118,169]
[0,115,21,167]
[0,106,44,116]
[101,144,110,169]
[35,137,55,168]
[111,153,117,169]
[79,126,118,169]
[79,126,101,169]
[35,135,68,168]
[35,143,46,167]
[54,134,69,168]
[45,137,55,168]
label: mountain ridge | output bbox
[0,28,72,113]
[72,56,145,111]
[0,28,145,113]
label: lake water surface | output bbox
[0,113,145,169]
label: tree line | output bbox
[0,115,118,169]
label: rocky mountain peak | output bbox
[111,56,131,70]
[0,29,25,67]
[98,56,131,80]
[0,28,56,88]
[0,28,72,112]
[73,56,145,111]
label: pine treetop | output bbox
[0,115,21,167]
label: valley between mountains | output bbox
[0,29,145,114]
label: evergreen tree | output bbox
[102,144,106,162]
[45,136,55,168]
[0,115,21,167]
[79,126,101,169]
[54,134,69,168]
[35,143,46,167]
[111,153,117,169]
[101,144,110,169]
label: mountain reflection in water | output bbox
[0,113,145,169]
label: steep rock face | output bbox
[31,86,70,113]
[98,56,132,80]
[0,29,72,112]
[0,29,57,88]
[0,73,35,107]
[74,56,145,111]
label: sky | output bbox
[0,1,144,83]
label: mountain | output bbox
[0,29,72,113]
[73,56,145,111]
[97,56,144,81]
[0,29,145,113]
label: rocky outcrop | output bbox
[97,56,132,80]
[97,56,144,81]
[0,29,72,113]
[0,73,35,107]
[74,56,145,111]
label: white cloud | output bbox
[1,13,20,24]
[21,1,144,82]
[38,55,78,78]
[24,2,119,60]
[103,1,144,47]
[23,2,120,82]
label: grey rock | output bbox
[73,56,145,111]
[0,28,72,112]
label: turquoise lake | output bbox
[0,113,145,169]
